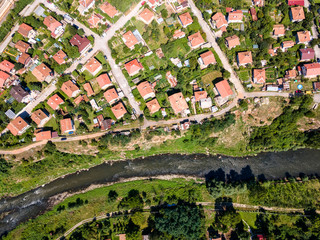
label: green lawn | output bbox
[108,0,140,13]
[24,71,38,83]
[140,53,168,70]
[238,70,250,82]
[201,71,222,86]
[45,117,59,132]
[95,51,107,65]
[239,212,258,229]
[290,81,314,91]
[266,69,277,83]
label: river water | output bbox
[1,149,320,235]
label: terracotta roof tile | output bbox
[215,80,233,98]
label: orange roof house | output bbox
[296,31,311,44]
[253,69,266,84]
[0,71,10,88]
[47,94,64,110]
[137,81,155,100]
[122,31,140,50]
[228,10,243,23]
[7,116,29,136]
[290,6,305,22]
[166,71,177,87]
[188,32,205,49]
[18,23,35,38]
[146,98,161,114]
[83,58,102,76]
[104,87,119,104]
[60,118,75,133]
[111,101,127,119]
[285,69,297,79]
[88,13,103,28]
[211,12,227,29]
[282,40,295,50]
[18,52,31,65]
[96,73,112,89]
[32,63,53,82]
[35,130,52,141]
[215,80,233,98]
[301,63,320,78]
[173,29,186,39]
[61,80,80,98]
[100,2,118,18]
[198,51,216,68]
[178,12,193,27]
[139,8,155,24]
[125,59,144,76]
[15,40,31,53]
[168,92,189,115]
[78,0,95,14]
[0,60,14,73]
[43,16,64,38]
[53,50,67,65]
[83,82,94,96]
[273,24,285,36]
[237,51,253,67]
[225,35,240,49]
[194,90,207,102]
[31,109,49,126]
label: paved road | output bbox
[189,0,246,98]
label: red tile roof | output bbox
[300,48,315,61]
[125,59,143,76]
[250,7,257,21]
[237,51,253,65]
[215,80,233,98]
[253,69,266,84]
[88,13,102,28]
[43,16,62,34]
[168,92,188,115]
[100,2,118,18]
[84,58,102,74]
[291,6,305,21]
[0,71,10,88]
[7,116,28,136]
[194,90,207,102]
[96,73,112,89]
[212,12,227,29]
[60,118,73,133]
[139,8,154,24]
[122,31,139,49]
[32,63,52,82]
[302,63,320,77]
[173,29,186,39]
[53,50,67,65]
[18,23,33,38]
[15,40,30,53]
[83,82,94,96]
[273,24,285,36]
[79,0,94,8]
[188,32,205,48]
[179,12,193,27]
[146,98,161,114]
[200,51,216,66]
[70,34,91,53]
[31,109,48,125]
[137,81,154,99]
[228,10,243,21]
[104,87,119,103]
[18,52,31,65]
[225,35,240,49]
[35,130,52,141]
[0,60,15,73]
[111,102,127,119]
[61,80,80,98]
[47,94,64,110]
[297,31,311,43]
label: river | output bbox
[1,149,320,235]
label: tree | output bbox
[161,8,168,18]
[222,69,231,79]
[0,158,12,174]
[154,204,205,240]
[108,190,118,202]
[118,189,144,210]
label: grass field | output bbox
[201,70,222,86]
[266,68,277,83]
[238,70,250,82]
[108,0,140,13]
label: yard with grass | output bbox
[237,69,250,82]
[265,68,277,83]
[290,80,314,92]
[108,0,140,13]
[201,71,222,86]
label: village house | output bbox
[70,34,92,55]
[194,90,207,102]
[88,13,103,28]
[61,80,80,98]
[60,118,75,134]
[301,63,320,78]
[253,69,266,84]
[166,71,177,87]
[32,63,53,82]
[83,82,94,96]
[0,60,15,73]
[104,87,119,104]
[35,130,52,141]
[225,35,240,49]
[198,51,216,69]
[146,98,161,114]
[147,0,162,9]
[53,50,67,65]
[253,0,264,6]
[99,2,118,18]
[47,94,64,110]
[288,0,304,6]
[43,15,64,38]
[188,31,205,49]
[31,109,49,126]
[228,10,243,23]
[78,0,95,15]
[0,71,10,88]
[250,7,258,21]
[7,116,29,136]
[237,51,253,67]
[15,40,31,53]
[83,58,102,76]
[215,79,233,99]
[299,48,315,61]
[18,23,36,39]
[290,6,305,22]
[281,40,295,51]
[96,73,112,90]
[122,31,140,50]
[178,12,193,27]
[313,82,320,91]
[10,85,28,103]
[168,92,189,115]
[139,8,155,25]
[200,97,212,109]
[273,24,285,37]
[173,29,186,39]
[296,31,311,44]
[211,12,228,29]
[17,52,32,66]
[111,102,127,119]
[124,59,144,76]
[137,81,155,100]
[285,69,297,79]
